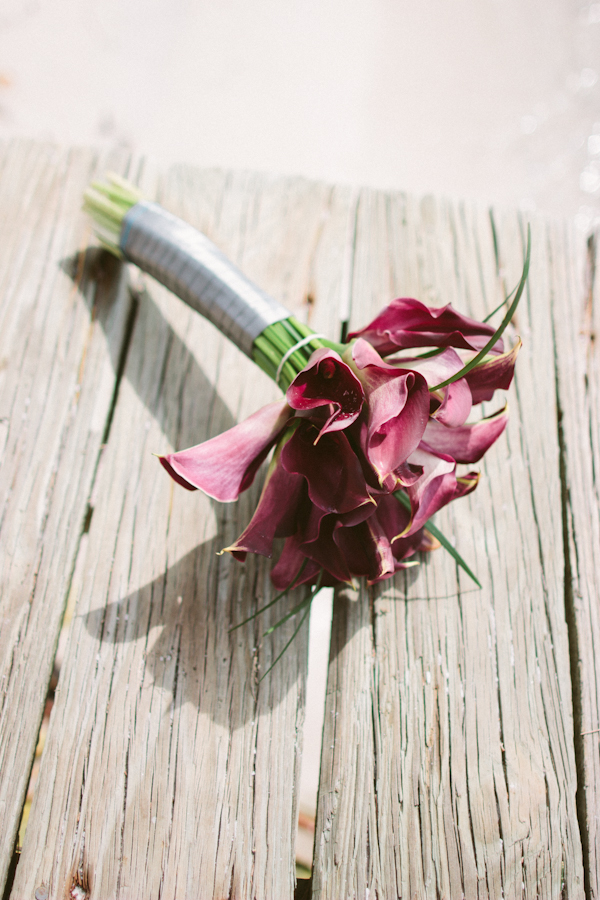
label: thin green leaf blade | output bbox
[423,518,482,588]
[259,602,312,682]
[393,490,481,588]
[430,223,531,391]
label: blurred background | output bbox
[0,0,599,225]
[3,0,598,872]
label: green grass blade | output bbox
[482,280,519,323]
[422,518,482,588]
[259,601,312,682]
[228,559,308,632]
[263,594,312,636]
[430,223,531,391]
[262,570,323,637]
[393,491,481,588]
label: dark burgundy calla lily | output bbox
[281,419,374,514]
[286,347,364,439]
[423,406,509,463]
[270,494,434,590]
[348,297,503,356]
[223,446,305,561]
[159,289,517,595]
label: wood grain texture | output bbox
[4,147,597,899]
[12,166,356,899]
[312,192,586,899]
[551,222,600,898]
[0,140,132,895]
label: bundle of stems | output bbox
[84,174,342,391]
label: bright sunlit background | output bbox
[3,0,598,867]
[0,0,599,225]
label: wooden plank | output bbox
[0,140,133,894]
[312,192,586,898]
[13,167,355,899]
[551,222,600,896]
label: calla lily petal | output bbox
[465,340,521,404]
[423,405,509,463]
[333,516,395,583]
[388,347,473,427]
[271,538,334,590]
[159,399,291,502]
[281,420,374,514]
[352,339,430,482]
[431,379,472,427]
[348,297,503,355]
[287,347,364,438]
[223,457,305,560]
[404,444,461,535]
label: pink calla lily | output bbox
[348,297,503,356]
[404,443,480,535]
[159,399,291,501]
[465,340,521,404]
[351,338,430,485]
[423,406,509,463]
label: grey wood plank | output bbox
[13,167,353,899]
[312,192,585,899]
[0,140,132,895]
[551,221,600,898]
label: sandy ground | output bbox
[2,0,599,859]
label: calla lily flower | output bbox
[280,420,374,514]
[350,338,430,486]
[348,297,503,356]
[270,492,433,589]
[403,443,480,536]
[464,340,521,404]
[423,406,509,463]
[286,347,364,439]
[160,300,517,592]
[392,347,473,427]
[159,399,291,501]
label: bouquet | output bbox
[84,175,528,659]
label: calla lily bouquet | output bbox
[84,175,529,665]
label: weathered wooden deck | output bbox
[1,139,599,899]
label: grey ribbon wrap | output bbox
[120,201,290,358]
